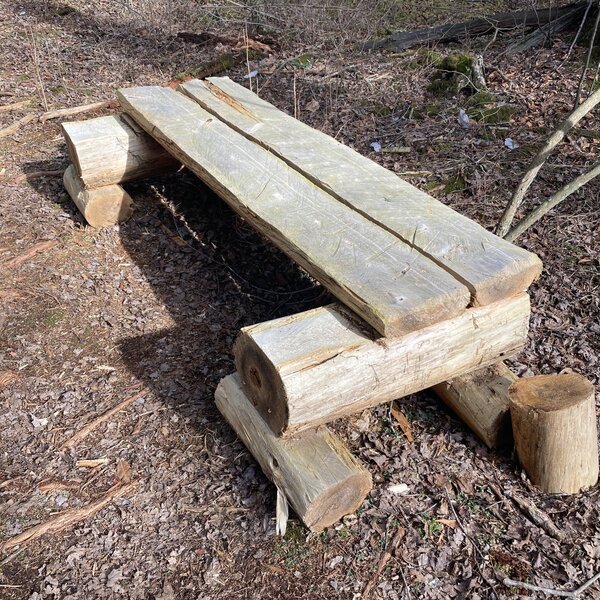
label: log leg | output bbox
[215,373,372,532]
[509,373,598,494]
[433,362,517,449]
[63,164,133,227]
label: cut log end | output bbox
[304,472,372,531]
[509,373,599,494]
[63,165,134,227]
[234,333,288,435]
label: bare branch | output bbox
[496,85,600,237]
[506,159,600,241]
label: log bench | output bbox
[61,78,546,530]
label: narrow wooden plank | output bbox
[63,165,133,227]
[215,373,372,531]
[118,86,470,337]
[62,115,179,188]
[181,77,542,306]
[234,293,530,435]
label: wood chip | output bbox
[391,403,414,443]
[0,371,20,389]
[38,479,81,493]
[76,457,110,468]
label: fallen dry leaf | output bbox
[391,402,414,443]
[116,459,132,483]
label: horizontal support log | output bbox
[215,373,372,531]
[62,114,180,188]
[433,362,517,448]
[63,164,133,227]
[234,293,530,436]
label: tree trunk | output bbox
[234,294,530,436]
[215,373,372,531]
[509,373,598,494]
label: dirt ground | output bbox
[1,1,599,598]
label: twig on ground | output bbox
[362,523,406,599]
[0,113,35,138]
[496,85,600,237]
[59,388,146,450]
[0,481,136,553]
[12,169,63,184]
[39,100,119,123]
[0,99,32,113]
[504,571,600,597]
[489,483,565,541]
[29,25,48,112]
[0,240,57,270]
[506,159,600,241]
[559,0,593,67]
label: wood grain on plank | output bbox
[62,115,179,188]
[234,293,530,435]
[118,86,470,337]
[181,77,542,306]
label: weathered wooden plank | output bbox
[234,293,530,435]
[62,114,180,188]
[63,164,133,227]
[215,373,372,531]
[181,77,542,306]
[118,86,470,337]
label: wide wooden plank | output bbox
[181,77,542,306]
[215,373,372,531]
[234,293,530,435]
[62,115,179,188]
[118,86,470,337]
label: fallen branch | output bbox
[574,0,600,106]
[497,85,600,237]
[0,481,136,552]
[0,99,32,113]
[0,113,35,138]
[60,388,146,450]
[362,524,406,599]
[39,100,119,123]
[0,240,58,270]
[504,572,600,597]
[362,4,585,51]
[506,159,600,241]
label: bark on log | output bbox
[214,373,372,531]
[433,362,517,448]
[63,165,133,227]
[62,115,179,189]
[509,373,598,494]
[234,294,530,436]
[363,4,584,51]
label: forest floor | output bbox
[0,0,599,598]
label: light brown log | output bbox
[509,374,599,494]
[61,114,179,188]
[63,164,133,227]
[118,86,471,337]
[234,293,530,436]
[214,373,372,531]
[433,362,517,448]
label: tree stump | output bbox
[509,374,598,494]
